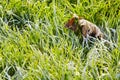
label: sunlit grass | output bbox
[0,0,120,80]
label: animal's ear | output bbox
[73,14,79,19]
[73,14,84,19]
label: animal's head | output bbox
[65,14,81,31]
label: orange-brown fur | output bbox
[65,14,104,40]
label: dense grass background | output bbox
[0,0,120,80]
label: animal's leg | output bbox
[82,36,86,48]
[86,34,89,48]
[82,35,89,48]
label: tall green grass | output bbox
[0,0,120,80]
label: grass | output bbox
[0,0,120,80]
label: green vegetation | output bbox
[0,0,120,80]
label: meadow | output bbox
[0,0,120,80]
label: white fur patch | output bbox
[73,14,79,18]
[78,19,86,26]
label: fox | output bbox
[65,14,104,47]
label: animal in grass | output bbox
[65,14,104,47]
